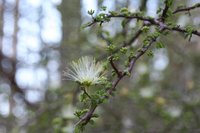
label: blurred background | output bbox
[0,0,200,133]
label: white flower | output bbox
[64,56,104,86]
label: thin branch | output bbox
[173,3,200,14]
[128,26,165,73]
[161,0,170,21]
[111,16,200,37]
[86,14,200,37]
[82,88,92,99]
[98,26,144,60]
[74,105,97,127]
[124,25,144,47]
[109,57,122,77]
[107,73,125,95]
[167,26,200,36]
[128,40,154,73]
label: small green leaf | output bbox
[142,26,150,33]
[156,42,165,49]
[74,124,85,133]
[74,126,80,133]
[80,92,87,102]
[185,25,195,41]
[120,7,130,16]
[121,19,127,28]
[74,109,88,118]
[106,44,116,53]
[166,0,173,7]
[92,114,99,118]
[120,7,129,13]
[89,119,95,125]
[120,47,128,54]
[147,50,154,57]
[81,22,91,29]
[87,9,95,16]
[156,7,162,14]
[109,11,118,16]
[100,6,107,11]
[124,69,131,76]
[113,54,119,61]
[129,51,136,58]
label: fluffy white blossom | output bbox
[64,56,105,86]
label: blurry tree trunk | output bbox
[12,0,18,59]
[140,0,147,11]
[59,0,81,68]
[0,1,4,72]
[9,0,19,115]
[59,0,81,41]
[0,0,4,50]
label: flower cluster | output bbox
[64,56,105,86]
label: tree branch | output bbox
[161,0,171,22]
[173,3,200,14]
[109,56,122,77]
[86,14,200,37]
[76,4,200,129]
[74,30,163,128]
[98,26,144,60]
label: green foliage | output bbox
[195,3,200,7]
[91,90,108,106]
[88,9,95,16]
[129,51,136,59]
[120,47,128,54]
[185,25,195,41]
[95,13,107,22]
[120,7,129,15]
[157,7,162,14]
[142,26,150,33]
[109,11,118,16]
[121,19,127,28]
[80,22,91,29]
[166,0,174,7]
[74,124,85,133]
[166,9,173,17]
[100,6,107,11]
[156,42,165,49]
[147,50,154,57]
[112,54,119,61]
[143,31,161,47]
[106,44,116,53]
[124,68,131,76]
[80,92,89,103]
[74,109,89,118]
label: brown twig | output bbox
[161,0,170,22]
[98,26,144,60]
[173,3,200,14]
[86,14,200,37]
[109,57,122,77]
